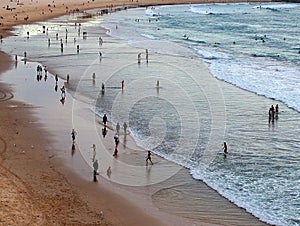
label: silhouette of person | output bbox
[223,142,228,158]
[103,114,108,125]
[71,129,77,142]
[114,133,119,147]
[146,151,153,165]
[123,122,127,134]
[60,86,65,97]
[269,105,275,122]
[116,122,120,134]
[101,83,105,94]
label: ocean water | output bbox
[1,2,300,226]
[100,5,300,224]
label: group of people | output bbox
[222,104,280,158]
[269,104,279,122]
[102,113,153,165]
[32,60,68,106]
[69,113,155,182]
[36,65,47,81]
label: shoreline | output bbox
[0,52,174,225]
[0,0,272,38]
[0,0,280,225]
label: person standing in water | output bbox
[123,122,128,134]
[275,104,279,113]
[71,129,77,142]
[223,142,228,157]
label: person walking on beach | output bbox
[55,74,58,83]
[116,122,120,134]
[103,114,108,125]
[67,74,70,83]
[146,151,153,165]
[44,66,48,76]
[123,122,127,134]
[121,80,124,90]
[71,129,77,142]
[114,133,119,147]
[113,133,119,157]
[60,86,65,98]
[93,159,99,182]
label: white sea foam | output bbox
[257,3,300,10]
[209,56,300,112]
[140,33,159,40]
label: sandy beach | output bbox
[0,0,276,225]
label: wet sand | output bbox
[0,54,173,225]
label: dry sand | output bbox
[0,0,271,225]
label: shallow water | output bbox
[1,3,300,225]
